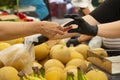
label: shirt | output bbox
[19,0,49,20]
[90,0,120,49]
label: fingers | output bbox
[56,26,64,35]
[68,28,78,33]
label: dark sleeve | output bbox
[90,0,120,23]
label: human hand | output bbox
[67,17,98,36]
[78,35,92,42]
[38,21,64,39]
[66,36,81,47]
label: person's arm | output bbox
[97,20,120,38]
[67,15,120,38]
[77,15,99,42]
[0,21,64,41]
[84,15,120,38]
[66,0,120,38]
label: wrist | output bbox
[92,25,98,36]
[32,21,44,34]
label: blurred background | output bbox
[0,0,105,24]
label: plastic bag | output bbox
[88,36,102,49]
[0,34,41,74]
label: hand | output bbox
[66,36,81,47]
[78,35,92,42]
[68,17,98,36]
[38,21,64,39]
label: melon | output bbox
[75,44,90,59]
[50,44,71,64]
[44,59,64,70]
[66,59,87,73]
[34,43,50,60]
[86,69,108,80]
[0,66,20,80]
[45,67,64,80]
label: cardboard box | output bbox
[87,50,120,75]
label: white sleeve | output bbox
[71,0,91,8]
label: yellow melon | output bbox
[44,59,64,71]
[45,67,64,74]
[0,66,20,80]
[64,66,77,72]
[66,59,87,73]
[86,69,108,80]
[50,44,71,64]
[75,44,90,59]
[45,70,63,80]
[69,47,84,60]
[70,50,84,60]
[34,43,50,60]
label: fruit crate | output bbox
[87,50,120,80]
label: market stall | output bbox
[0,0,120,80]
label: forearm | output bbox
[83,15,120,38]
[82,15,100,25]
[97,20,120,38]
[0,21,42,40]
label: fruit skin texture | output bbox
[69,47,84,60]
[0,66,20,80]
[3,38,24,45]
[75,44,90,59]
[34,43,50,60]
[66,59,87,73]
[50,44,71,64]
[70,50,84,60]
[92,48,108,57]
[86,69,108,80]
[0,42,11,51]
[45,67,63,80]
[45,67,64,74]
[44,59,64,70]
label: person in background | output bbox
[71,0,94,15]
[49,0,65,3]
[0,21,64,41]
[19,0,49,20]
[64,0,120,56]
[65,0,73,14]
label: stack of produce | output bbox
[0,38,109,80]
